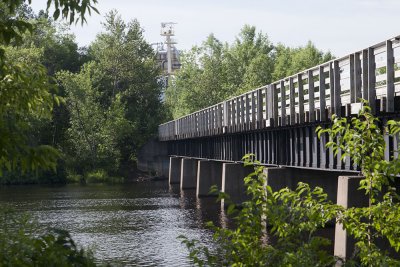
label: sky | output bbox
[30,0,400,57]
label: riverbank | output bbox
[0,168,167,186]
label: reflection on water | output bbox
[0,181,224,266]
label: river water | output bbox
[0,181,225,266]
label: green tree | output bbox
[88,10,166,168]
[167,25,274,119]
[225,25,274,95]
[58,62,129,175]
[272,41,333,80]
[166,34,228,118]
[0,0,98,176]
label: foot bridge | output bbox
[146,35,400,259]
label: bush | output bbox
[0,209,97,266]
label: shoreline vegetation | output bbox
[0,169,167,186]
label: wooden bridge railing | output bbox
[159,35,400,141]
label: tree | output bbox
[0,0,98,175]
[225,25,274,95]
[88,10,166,167]
[58,62,128,175]
[272,41,333,80]
[166,25,274,119]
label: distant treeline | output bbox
[0,5,332,185]
[166,26,333,118]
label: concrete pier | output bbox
[169,157,182,184]
[221,162,253,207]
[264,167,354,202]
[334,176,368,261]
[180,158,198,189]
[196,160,223,197]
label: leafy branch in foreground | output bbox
[0,208,97,266]
[317,102,400,266]
[0,0,98,176]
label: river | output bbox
[0,181,225,266]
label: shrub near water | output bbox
[0,209,97,266]
[66,169,124,184]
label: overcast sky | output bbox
[30,0,400,57]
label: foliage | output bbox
[0,0,98,55]
[182,105,400,266]
[58,62,128,175]
[84,169,124,184]
[0,46,61,176]
[166,25,274,118]
[166,27,332,119]
[272,41,333,80]
[87,10,166,167]
[55,11,166,178]
[0,0,98,178]
[317,103,400,265]
[0,208,97,266]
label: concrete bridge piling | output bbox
[196,160,223,197]
[167,155,373,259]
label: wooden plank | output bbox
[386,40,395,112]
[305,127,310,167]
[246,94,251,130]
[350,54,356,103]
[267,131,272,164]
[251,92,256,129]
[329,62,337,116]
[294,128,299,166]
[257,88,263,128]
[298,127,304,166]
[280,80,286,126]
[289,77,296,125]
[265,85,271,120]
[290,129,294,165]
[319,65,327,121]
[240,95,245,131]
[319,128,327,168]
[298,73,305,123]
[354,52,362,102]
[368,47,376,114]
[235,97,240,130]
[362,49,369,100]
[308,70,315,122]
[231,100,236,132]
[272,84,279,126]
[311,126,318,168]
[333,60,342,116]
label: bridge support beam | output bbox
[180,158,198,189]
[264,167,354,202]
[169,157,182,184]
[221,163,253,207]
[196,160,223,197]
[334,176,368,261]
